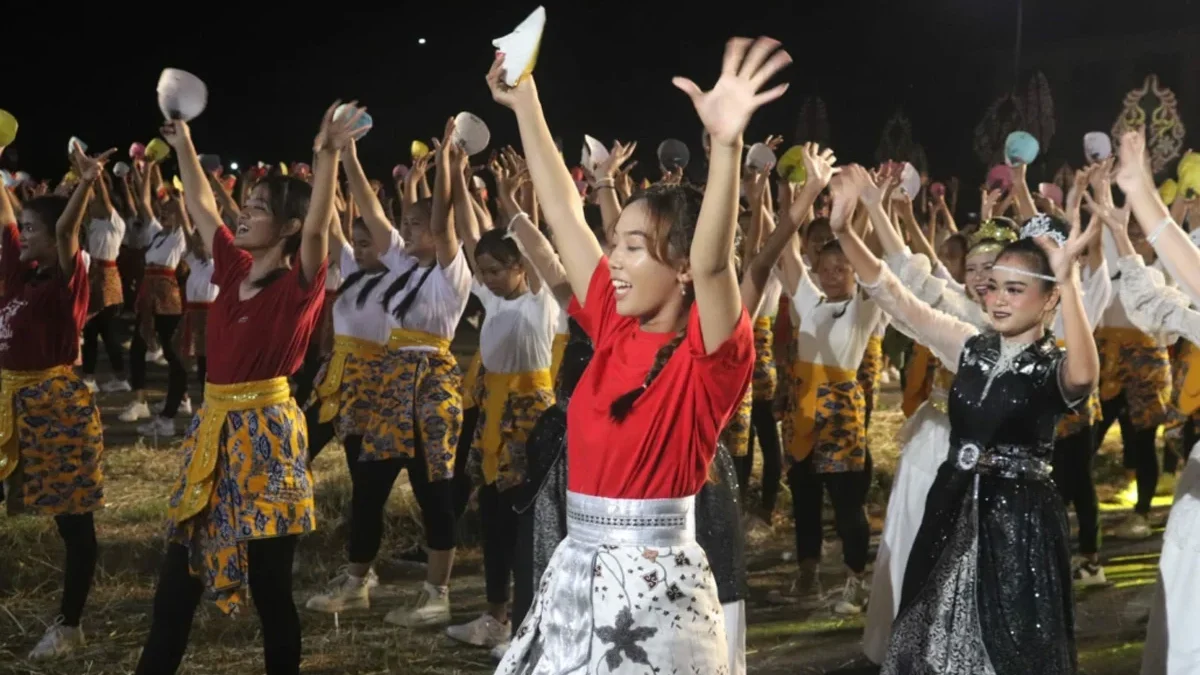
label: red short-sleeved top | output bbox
[204,226,326,384]
[567,258,754,499]
[0,223,90,370]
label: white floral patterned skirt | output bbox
[497,491,729,675]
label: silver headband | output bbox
[991,263,1057,283]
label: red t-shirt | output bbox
[0,223,90,370]
[567,258,754,499]
[204,226,327,384]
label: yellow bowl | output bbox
[776,145,808,184]
[411,140,430,160]
[0,109,17,147]
[1179,150,1200,179]
[1159,179,1178,205]
[1180,165,1200,199]
[145,138,172,162]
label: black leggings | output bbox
[81,305,125,376]
[304,405,357,475]
[291,345,323,415]
[1051,426,1100,555]
[130,314,187,418]
[1096,393,1159,515]
[735,400,783,513]
[453,406,479,520]
[56,513,97,627]
[136,538,299,675]
[789,453,872,573]
[347,437,457,561]
[480,484,520,606]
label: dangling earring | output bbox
[680,284,687,296]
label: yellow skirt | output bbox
[311,335,387,440]
[783,361,867,473]
[462,349,484,409]
[721,386,754,458]
[469,370,555,492]
[752,316,777,402]
[0,366,104,516]
[773,325,799,422]
[550,332,569,387]
[166,377,315,615]
[368,329,463,480]
[1097,327,1172,429]
[857,334,884,411]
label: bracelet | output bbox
[593,178,614,189]
[1147,216,1173,246]
[506,211,529,232]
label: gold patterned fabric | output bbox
[550,332,569,386]
[1055,339,1101,438]
[902,343,936,418]
[857,334,884,415]
[87,261,123,312]
[784,361,867,473]
[368,329,463,480]
[469,370,555,492]
[462,349,484,409]
[310,335,387,440]
[1165,339,1200,434]
[752,316,777,401]
[1097,327,1172,429]
[165,377,314,615]
[0,367,104,516]
[720,386,754,458]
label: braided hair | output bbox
[609,330,688,422]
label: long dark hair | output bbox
[249,175,312,289]
[609,331,688,422]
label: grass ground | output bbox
[0,374,1169,674]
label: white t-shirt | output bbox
[333,230,405,344]
[86,210,126,261]
[383,233,473,350]
[792,267,882,370]
[183,253,219,303]
[473,281,558,373]
[143,219,187,268]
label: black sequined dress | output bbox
[881,332,1078,675]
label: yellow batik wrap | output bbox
[720,386,754,458]
[312,335,387,439]
[773,324,799,422]
[469,369,555,492]
[1166,339,1200,434]
[166,377,314,615]
[462,349,484,409]
[1096,327,1172,429]
[783,361,866,473]
[752,316,777,401]
[902,343,935,418]
[857,334,884,418]
[368,329,463,480]
[0,367,104,516]
[1055,339,1102,438]
[550,332,569,385]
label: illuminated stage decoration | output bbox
[1112,74,1185,177]
[974,72,1055,167]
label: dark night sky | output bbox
[5,1,1199,193]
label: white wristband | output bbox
[593,177,614,189]
[1147,216,1172,246]
[505,211,529,234]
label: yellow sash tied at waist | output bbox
[550,332,569,385]
[902,344,934,418]
[388,327,452,353]
[170,377,292,523]
[481,369,553,484]
[0,366,73,481]
[317,335,386,424]
[788,361,859,462]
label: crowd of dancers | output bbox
[0,15,1194,675]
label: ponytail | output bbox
[336,268,389,309]
[609,330,688,422]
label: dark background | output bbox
[5,1,1200,209]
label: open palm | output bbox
[673,37,791,147]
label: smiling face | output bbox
[607,200,691,323]
[400,202,436,262]
[985,250,1060,336]
[964,245,1002,303]
[816,245,855,301]
[234,181,305,254]
[351,221,383,271]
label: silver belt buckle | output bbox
[956,442,981,471]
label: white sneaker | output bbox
[384,581,451,628]
[152,397,192,416]
[137,416,176,438]
[118,401,151,422]
[833,575,869,616]
[146,348,165,364]
[306,570,371,613]
[100,378,132,393]
[446,613,510,648]
[82,378,99,394]
[28,619,85,661]
[490,641,511,662]
[1072,557,1108,587]
[1114,513,1153,540]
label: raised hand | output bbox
[596,140,637,180]
[315,101,369,153]
[763,134,784,151]
[828,172,860,233]
[1082,191,1131,237]
[438,116,467,170]
[1114,129,1154,196]
[486,53,536,111]
[1033,213,1101,282]
[847,165,885,207]
[159,120,192,150]
[70,141,117,182]
[672,36,792,147]
[800,142,838,194]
